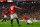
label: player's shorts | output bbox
[4,15,7,18]
[27,20,32,23]
[10,13,18,19]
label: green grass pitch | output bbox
[0,21,40,27]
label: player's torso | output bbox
[10,6,16,14]
[4,10,8,15]
[24,16,29,20]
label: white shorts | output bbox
[27,20,32,23]
[10,13,18,19]
[4,15,7,18]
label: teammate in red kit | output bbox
[9,4,22,26]
[1,8,8,24]
[24,13,33,24]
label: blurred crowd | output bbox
[0,2,40,20]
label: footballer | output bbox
[24,13,33,24]
[9,4,22,26]
[1,8,8,24]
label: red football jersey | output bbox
[24,16,29,20]
[9,5,16,14]
[4,10,8,15]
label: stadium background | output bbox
[0,2,40,20]
[0,0,40,27]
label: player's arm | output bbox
[16,6,22,10]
